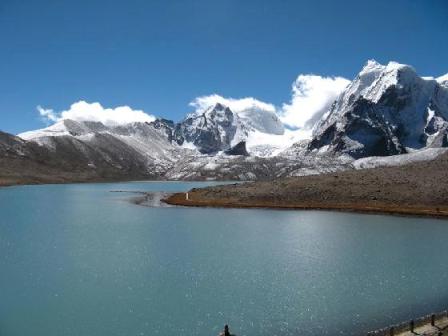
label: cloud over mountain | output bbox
[38,101,155,126]
[36,74,349,135]
[280,75,350,129]
[190,75,349,134]
[190,94,276,115]
[189,94,285,135]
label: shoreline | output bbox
[3,178,447,220]
[164,192,448,218]
[367,310,448,336]
[3,149,448,220]
[127,191,174,207]
[163,153,448,219]
[0,177,239,188]
[0,177,167,189]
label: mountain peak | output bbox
[212,102,228,111]
[437,73,448,86]
[385,60,412,70]
[360,60,414,75]
[309,60,448,158]
[360,59,383,75]
[348,60,419,104]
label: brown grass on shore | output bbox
[165,192,448,218]
[164,152,448,218]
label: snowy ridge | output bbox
[20,120,76,140]
[437,73,448,88]
[352,147,448,169]
[19,119,181,172]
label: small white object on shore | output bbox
[186,192,189,200]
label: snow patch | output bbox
[352,148,448,169]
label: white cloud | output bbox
[37,105,58,123]
[280,75,350,129]
[189,94,285,135]
[190,94,276,114]
[38,101,155,126]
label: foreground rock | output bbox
[129,192,173,207]
[165,151,448,217]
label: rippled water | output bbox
[1,182,447,336]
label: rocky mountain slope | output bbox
[173,102,286,155]
[173,103,247,154]
[19,118,185,175]
[0,120,174,185]
[0,131,107,185]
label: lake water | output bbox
[1,182,448,336]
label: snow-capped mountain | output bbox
[16,106,337,180]
[173,102,286,155]
[10,60,448,182]
[17,103,292,180]
[437,74,448,88]
[173,103,247,154]
[308,60,448,158]
[19,118,183,175]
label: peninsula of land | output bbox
[164,152,448,218]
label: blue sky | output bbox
[1,0,447,134]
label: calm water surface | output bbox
[1,182,448,336]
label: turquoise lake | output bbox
[1,182,447,336]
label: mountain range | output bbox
[1,60,448,184]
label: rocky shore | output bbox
[164,152,448,218]
[126,191,174,207]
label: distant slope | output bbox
[165,151,448,217]
[0,130,161,186]
[19,119,181,173]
